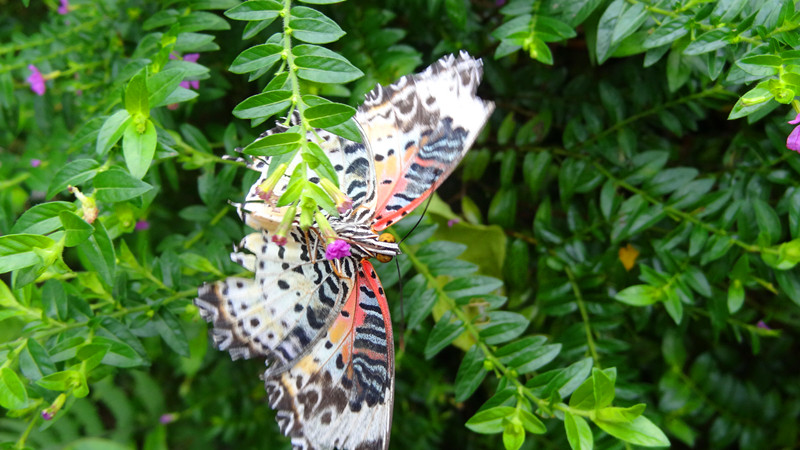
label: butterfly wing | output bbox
[265,260,394,450]
[355,51,495,231]
[195,223,357,373]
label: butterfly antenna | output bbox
[395,257,406,352]
[399,189,437,244]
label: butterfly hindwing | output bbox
[357,51,495,230]
[264,260,394,450]
[195,224,356,372]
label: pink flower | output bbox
[26,65,45,96]
[179,80,200,90]
[58,0,69,14]
[757,320,770,330]
[183,53,200,63]
[135,220,150,231]
[447,218,460,227]
[271,234,288,246]
[787,113,800,152]
[41,410,54,420]
[325,239,351,260]
[30,159,41,168]
[160,413,177,424]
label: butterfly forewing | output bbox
[357,51,495,230]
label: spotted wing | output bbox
[264,260,394,450]
[240,123,376,229]
[195,223,358,373]
[355,51,495,231]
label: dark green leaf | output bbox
[290,6,346,44]
[229,44,283,74]
[465,406,516,434]
[244,132,303,156]
[19,339,56,381]
[475,311,528,345]
[11,201,75,235]
[424,312,464,359]
[59,210,94,247]
[155,309,190,357]
[454,345,487,402]
[233,90,292,119]
[293,45,363,83]
[47,159,101,199]
[94,168,154,203]
[225,0,281,21]
[304,103,356,128]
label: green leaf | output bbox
[565,411,594,450]
[0,368,28,410]
[41,279,68,321]
[596,404,646,423]
[243,132,303,157]
[177,10,231,32]
[233,90,292,120]
[298,0,344,4]
[155,309,190,357]
[503,420,525,450]
[424,311,464,359]
[465,406,516,434]
[496,337,561,374]
[522,151,552,196]
[93,336,148,368]
[47,159,101,199]
[123,119,158,179]
[147,68,187,108]
[614,284,660,306]
[611,3,646,45]
[775,269,800,308]
[11,201,76,235]
[476,311,528,345]
[94,168,154,203]
[290,6,346,44]
[527,357,593,398]
[0,234,57,273]
[19,339,56,382]
[596,0,624,63]
[643,16,690,48]
[36,370,79,391]
[76,220,116,288]
[444,275,504,300]
[752,198,782,245]
[454,345,487,402]
[594,415,670,447]
[125,70,150,116]
[683,28,729,55]
[293,45,364,83]
[59,210,94,247]
[518,408,546,434]
[728,280,748,314]
[592,368,615,409]
[229,44,283,74]
[225,0,282,20]
[304,103,356,128]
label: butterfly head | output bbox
[375,233,396,263]
[330,219,400,263]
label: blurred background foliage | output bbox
[2,0,800,449]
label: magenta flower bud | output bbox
[160,413,177,424]
[319,178,352,214]
[58,0,69,14]
[272,204,297,246]
[27,65,46,96]
[787,113,800,152]
[447,218,460,227]
[255,163,288,202]
[30,159,42,168]
[325,239,351,260]
[135,220,150,231]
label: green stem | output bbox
[565,267,601,367]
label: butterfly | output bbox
[195,51,494,450]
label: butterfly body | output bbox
[196,51,493,450]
